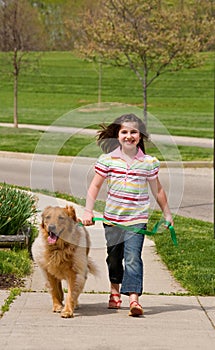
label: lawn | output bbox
[0,126,213,161]
[0,51,213,138]
[151,212,215,296]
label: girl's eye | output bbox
[119,129,139,135]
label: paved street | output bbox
[0,151,213,222]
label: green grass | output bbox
[1,288,21,316]
[0,51,213,138]
[151,211,215,296]
[0,249,32,276]
[0,126,213,161]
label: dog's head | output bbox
[41,205,78,245]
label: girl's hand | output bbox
[164,214,174,227]
[82,209,94,226]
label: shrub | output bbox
[0,183,38,238]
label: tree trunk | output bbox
[98,60,102,106]
[13,74,18,128]
[13,48,18,128]
[143,62,148,127]
[143,84,147,126]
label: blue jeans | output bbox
[104,223,146,296]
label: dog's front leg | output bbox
[61,273,87,318]
[47,273,64,313]
[61,273,76,318]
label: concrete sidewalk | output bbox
[0,194,215,350]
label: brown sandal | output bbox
[129,301,144,317]
[108,293,122,309]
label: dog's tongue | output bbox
[48,233,58,244]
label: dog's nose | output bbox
[48,224,56,233]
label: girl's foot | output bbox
[108,293,122,309]
[129,301,144,317]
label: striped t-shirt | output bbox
[95,146,160,225]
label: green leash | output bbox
[83,217,178,247]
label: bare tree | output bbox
[0,0,46,127]
[77,0,215,123]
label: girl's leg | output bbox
[110,283,120,295]
[104,225,124,309]
[129,292,139,304]
[120,226,145,316]
[105,225,124,285]
[108,283,121,309]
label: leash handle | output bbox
[90,217,178,247]
[152,218,178,246]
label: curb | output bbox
[0,151,213,168]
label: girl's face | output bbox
[118,122,141,150]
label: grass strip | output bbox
[150,211,214,296]
[0,127,213,161]
[0,288,21,317]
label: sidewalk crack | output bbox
[196,296,215,330]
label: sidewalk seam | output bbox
[196,296,215,329]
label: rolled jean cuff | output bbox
[120,284,143,296]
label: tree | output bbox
[77,0,215,123]
[30,0,99,50]
[29,0,69,50]
[190,0,215,51]
[0,0,46,127]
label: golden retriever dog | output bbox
[31,205,97,318]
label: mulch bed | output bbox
[0,273,24,289]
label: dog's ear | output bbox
[65,205,77,222]
[41,206,52,228]
[43,206,52,214]
[41,212,45,228]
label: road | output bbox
[0,152,213,222]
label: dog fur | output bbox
[31,205,97,318]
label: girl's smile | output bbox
[118,122,141,151]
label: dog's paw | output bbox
[61,310,74,318]
[53,304,63,313]
[74,303,79,310]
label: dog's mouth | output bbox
[48,232,59,244]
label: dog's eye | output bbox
[58,216,65,220]
[44,216,50,220]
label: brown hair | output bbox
[97,114,148,153]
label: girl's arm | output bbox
[148,177,174,226]
[82,173,105,226]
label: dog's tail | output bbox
[87,257,99,276]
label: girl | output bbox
[82,114,173,317]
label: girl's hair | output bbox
[97,114,149,153]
